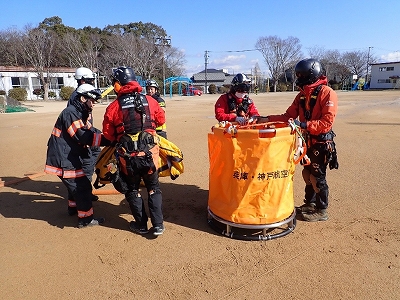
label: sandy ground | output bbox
[0,90,399,300]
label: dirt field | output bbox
[0,90,399,300]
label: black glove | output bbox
[100,135,112,146]
[329,151,339,170]
[294,119,307,129]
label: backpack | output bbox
[117,131,159,177]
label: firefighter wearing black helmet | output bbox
[215,73,260,124]
[267,58,339,222]
[102,66,166,236]
[45,84,111,228]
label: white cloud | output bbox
[213,54,246,64]
[380,51,400,62]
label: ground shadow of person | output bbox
[0,177,217,236]
[93,181,214,236]
[1,176,298,238]
[0,176,127,230]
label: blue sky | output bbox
[1,0,399,77]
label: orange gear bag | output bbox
[208,122,296,225]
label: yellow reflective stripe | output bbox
[67,120,84,137]
[68,200,76,207]
[92,133,102,146]
[156,123,167,130]
[78,207,93,218]
[44,165,63,176]
[63,169,86,178]
[51,127,61,137]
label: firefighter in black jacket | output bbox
[45,84,110,228]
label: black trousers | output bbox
[303,143,329,209]
[123,171,163,228]
[60,175,94,218]
[67,147,100,201]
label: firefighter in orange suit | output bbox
[267,58,339,222]
[45,84,111,228]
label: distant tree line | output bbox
[255,36,376,92]
[0,16,185,100]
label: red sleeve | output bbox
[146,95,165,127]
[102,100,120,142]
[247,101,260,118]
[215,94,236,122]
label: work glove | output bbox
[247,117,257,124]
[235,116,247,125]
[294,119,307,129]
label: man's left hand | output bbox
[294,119,307,129]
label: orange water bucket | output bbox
[208,122,296,225]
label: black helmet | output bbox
[111,66,137,86]
[295,58,323,87]
[231,73,251,92]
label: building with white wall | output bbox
[0,66,77,100]
[369,61,400,89]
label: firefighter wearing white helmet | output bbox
[215,73,260,125]
[146,79,167,138]
[68,67,96,106]
[45,83,110,228]
[75,67,95,84]
[67,68,101,204]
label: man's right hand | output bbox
[235,116,247,125]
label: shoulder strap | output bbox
[227,94,236,112]
[300,84,323,121]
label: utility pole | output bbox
[204,50,209,94]
[155,36,172,97]
[366,46,373,84]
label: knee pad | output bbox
[316,178,328,191]
[149,188,162,196]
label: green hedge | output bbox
[8,87,27,101]
[60,86,75,101]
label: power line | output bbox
[209,48,260,53]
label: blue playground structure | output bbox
[164,76,192,98]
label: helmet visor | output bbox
[235,83,250,93]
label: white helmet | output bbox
[76,84,101,101]
[75,67,95,80]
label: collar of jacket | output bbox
[299,76,328,96]
[118,81,143,95]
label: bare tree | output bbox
[62,32,102,71]
[17,25,58,101]
[0,28,24,66]
[255,36,302,92]
[164,46,186,77]
[341,50,369,78]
